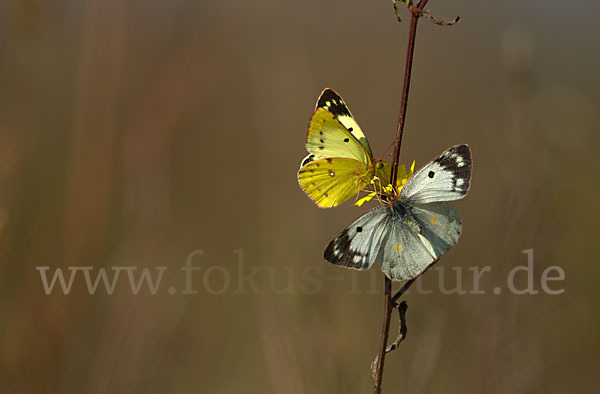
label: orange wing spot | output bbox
[430,215,438,224]
[394,243,402,252]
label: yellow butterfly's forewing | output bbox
[306,108,372,166]
[316,88,372,156]
[298,157,373,208]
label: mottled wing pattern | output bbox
[317,88,372,156]
[298,158,371,208]
[400,144,472,204]
[324,206,390,270]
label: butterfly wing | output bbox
[316,88,372,156]
[298,158,373,208]
[298,91,376,208]
[379,202,462,281]
[378,211,436,281]
[400,144,472,204]
[410,203,462,260]
[304,107,372,165]
[324,205,390,269]
[323,201,463,280]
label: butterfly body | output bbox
[324,144,472,281]
[392,202,423,236]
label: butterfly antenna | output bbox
[384,141,395,159]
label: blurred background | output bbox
[1,0,598,393]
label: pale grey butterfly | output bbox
[324,144,472,281]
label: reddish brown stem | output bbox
[389,1,428,186]
[373,277,393,393]
[374,2,429,393]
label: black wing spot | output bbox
[319,146,324,150]
[356,226,363,233]
[344,138,349,142]
[326,158,333,163]
[319,131,323,135]
[348,127,353,131]
[428,171,435,178]
[320,139,324,143]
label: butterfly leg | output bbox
[353,179,372,206]
[374,182,386,205]
[374,175,384,195]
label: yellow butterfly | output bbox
[298,89,388,208]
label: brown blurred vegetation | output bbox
[0,0,599,393]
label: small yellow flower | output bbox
[355,160,415,206]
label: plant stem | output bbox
[373,277,393,392]
[390,0,429,185]
[392,277,416,303]
[374,2,429,393]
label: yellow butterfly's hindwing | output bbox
[306,108,372,166]
[298,158,373,208]
[316,88,373,156]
